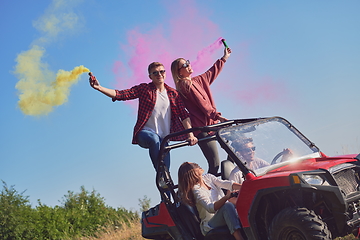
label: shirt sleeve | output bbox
[111,84,143,102]
[229,167,243,184]
[259,158,270,168]
[197,58,225,86]
[209,174,234,191]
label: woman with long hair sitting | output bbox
[178,162,244,240]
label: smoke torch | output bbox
[221,39,229,49]
[88,72,97,85]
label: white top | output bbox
[229,166,244,184]
[143,89,171,138]
[193,174,234,235]
[229,157,269,184]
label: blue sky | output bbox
[1,0,359,211]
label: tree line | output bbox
[0,180,139,240]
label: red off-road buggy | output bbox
[141,117,360,240]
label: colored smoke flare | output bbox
[13,0,90,117]
[14,48,90,116]
[88,72,97,84]
[221,39,229,48]
[191,37,224,72]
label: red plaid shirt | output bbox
[112,82,190,144]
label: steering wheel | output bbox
[271,151,285,165]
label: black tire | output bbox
[153,236,171,240]
[269,207,332,240]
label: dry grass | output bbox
[81,219,145,240]
[79,218,359,240]
[78,217,358,240]
[336,235,358,240]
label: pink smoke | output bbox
[112,0,222,91]
[215,74,289,106]
[111,0,290,111]
[192,37,223,73]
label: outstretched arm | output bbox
[89,73,116,98]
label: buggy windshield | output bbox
[218,117,321,176]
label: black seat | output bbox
[176,202,204,240]
[177,203,235,240]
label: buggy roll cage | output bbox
[155,116,319,204]
[155,118,264,204]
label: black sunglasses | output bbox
[151,70,166,76]
[240,146,256,153]
[180,60,190,69]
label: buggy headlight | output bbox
[303,174,329,185]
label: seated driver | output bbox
[229,137,292,183]
[229,138,269,183]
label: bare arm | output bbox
[226,182,242,205]
[89,74,116,98]
[214,191,232,211]
[214,182,241,210]
[181,117,198,146]
[232,182,242,191]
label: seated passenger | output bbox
[178,162,244,240]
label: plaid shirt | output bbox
[112,82,190,144]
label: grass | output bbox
[336,236,358,240]
[79,217,358,240]
[80,218,145,240]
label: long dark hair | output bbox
[178,162,201,206]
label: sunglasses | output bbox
[179,60,190,69]
[240,146,256,153]
[151,70,166,76]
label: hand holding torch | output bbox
[88,72,97,85]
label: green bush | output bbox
[0,181,138,240]
[0,181,37,239]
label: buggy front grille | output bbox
[334,168,358,196]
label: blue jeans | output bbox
[208,202,241,235]
[137,130,170,170]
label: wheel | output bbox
[269,207,332,240]
[153,235,172,240]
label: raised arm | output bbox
[221,46,232,61]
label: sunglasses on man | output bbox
[240,146,256,153]
[151,70,166,76]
